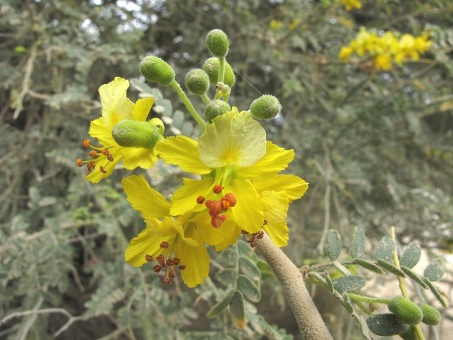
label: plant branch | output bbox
[257,232,333,339]
[171,80,207,131]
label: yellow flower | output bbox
[77,77,158,183]
[122,175,233,288]
[338,46,353,61]
[341,0,362,11]
[157,109,308,246]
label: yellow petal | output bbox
[261,191,290,247]
[99,77,134,126]
[229,179,264,234]
[237,141,294,179]
[190,211,237,247]
[89,117,117,145]
[86,153,122,184]
[176,226,209,288]
[214,224,242,251]
[198,110,266,168]
[169,178,213,216]
[122,147,158,170]
[157,136,211,174]
[132,97,154,122]
[124,224,172,267]
[254,174,308,201]
[122,175,170,219]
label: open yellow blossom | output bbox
[77,77,159,183]
[341,0,362,12]
[157,109,308,245]
[122,175,237,288]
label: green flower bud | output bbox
[112,120,160,149]
[149,117,165,135]
[388,296,423,326]
[250,95,281,120]
[139,56,175,86]
[184,69,210,95]
[206,29,229,58]
[399,326,417,340]
[202,57,235,87]
[205,100,231,123]
[418,303,441,325]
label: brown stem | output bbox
[257,232,333,339]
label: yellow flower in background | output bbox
[76,77,159,183]
[122,175,237,288]
[341,0,362,11]
[157,109,308,246]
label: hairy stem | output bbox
[171,80,206,131]
[257,232,333,339]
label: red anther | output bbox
[209,201,223,217]
[257,231,264,239]
[89,150,98,157]
[169,270,176,278]
[213,184,223,194]
[102,149,110,155]
[172,258,180,265]
[211,214,226,228]
[156,254,165,266]
[223,193,237,207]
[220,200,229,211]
[76,158,83,167]
[100,166,107,173]
[145,254,153,262]
[83,140,90,148]
[87,162,95,172]
[197,196,205,204]
[263,219,268,225]
[179,265,186,270]
[160,241,169,249]
[153,264,162,273]
[107,154,114,162]
[205,200,214,208]
[163,276,171,285]
[166,259,174,266]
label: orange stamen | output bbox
[102,149,110,155]
[83,140,90,148]
[76,158,83,167]
[100,166,107,174]
[163,276,171,285]
[179,265,186,271]
[213,184,223,194]
[220,200,229,211]
[160,241,169,248]
[211,214,226,228]
[209,201,223,217]
[89,150,98,157]
[197,196,205,204]
[107,154,114,162]
[145,254,153,262]
[153,264,162,273]
[223,193,237,207]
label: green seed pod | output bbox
[202,57,235,87]
[399,326,417,340]
[388,296,423,325]
[205,100,231,123]
[139,56,175,87]
[250,95,281,120]
[149,117,165,135]
[206,29,229,58]
[418,303,441,325]
[184,69,210,95]
[112,120,160,149]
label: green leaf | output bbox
[207,289,235,318]
[366,313,409,336]
[342,292,354,313]
[400,266,428,289]
[423,278,448,308]
[256,259,273,279]
[400,242,421,269]
[326,229,342,261]
[350,227,366,259]
[230,290,246,329]
[237,274,261,302]
[372,236,395,262]
[376,259,406,277]
[424,258,445,281]
[332,275,366,293]
[239,256,261,280]
[353,258,384,274]
[216,269,238,286]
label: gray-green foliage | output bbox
[1,0,452,339]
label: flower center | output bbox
[76,139,115,174]
[197,185,237,228]
[144,241,186,286]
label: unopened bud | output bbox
[205,100,231,123]
[250,95,281,120]
[185,69,210,95]
[202,57,235,87]
[149,117,165,135]
[112,120,160,149]
[206,29,229,58]
[139,56,175,86]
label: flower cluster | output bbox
[77,30,308,288]
[339,27,432,71]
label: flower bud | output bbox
[202,57,235,87]
[112,120,160,149]
[205,100,231,123]
[250,95,281,120]
[418,303,441,325]
[184,69,210,95]
[388,296,423,326]
[206,29,229,58]
[139,56,175,87]
[149,117,165,135]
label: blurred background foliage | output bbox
[1,0,452,339]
